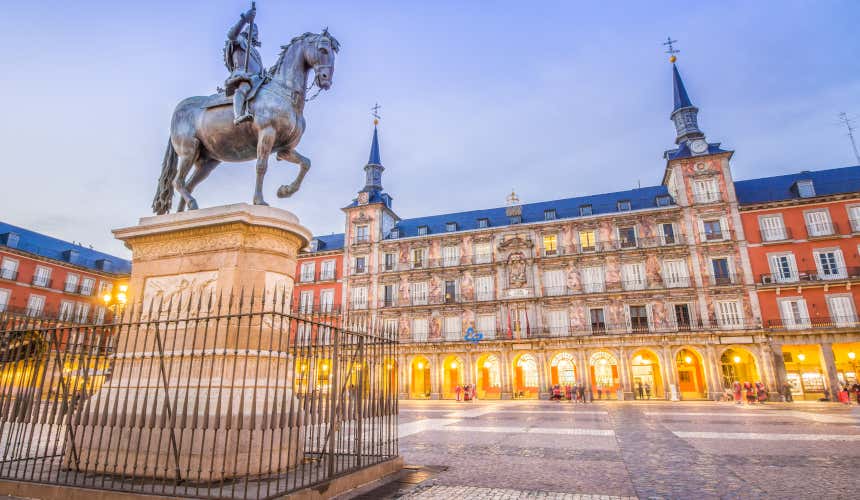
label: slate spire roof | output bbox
[368,124,382,165]
[672,63,693,111]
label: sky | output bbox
[2,0,859,258]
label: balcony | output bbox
[291,302,342,315]
[766,315,859,330]
[700,229,733,243]
[708,274,738,286]
[0,269,18,281]
[349,264,370,276]
[806,221,838,238]
[759,266,857,285]
[759,227,792,243]
[693,191,724,204]
[319,271,336,281]
[299,273,316,283]
[352,235,370,245]
[851,218,860,233]
[31,277,52,289]
[380,297,398,308]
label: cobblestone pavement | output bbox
[387,400,860,499]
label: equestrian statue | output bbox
[152,4,339,214]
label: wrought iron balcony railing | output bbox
[759,227,792,242]
[759,267,858,285]
[766,315,859,330]
[0,269,19,281]
[806,221,839,238]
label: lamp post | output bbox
[101,284,129,321]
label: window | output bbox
[299,290,313,313]
[544,209,557,221]
[353,256,366,274]
[618,226,637,249]
[692,178,720,203]
[320,289,334,313]
[0,258,18,280]
[547,309,569,336]
[622,262,646,290]
[389,227,400,239]
[628,305,649,332]
[383,253,396,271]
[476,314,495,339]
[418,225,428,236]
[351,286,367,309]
[442,245,460,267]
[581,266,605,293]
[80,278,95,296]
[579,230,596,252]
[98,281,113,295]
[579,205,593,216]
[674,304,692,330]
[814,249,846,279]
[711,258,732,285]
[656,195,672,207]
[826,295,856,327]
[444,316,462,340]
[542,234,558,256]
[805,210,834,237]
[662,259,689,288]
[382,284,395,306]
[410,282,428,305]
[543,269,566,296]
[716,300,744,329]
[0,289,9,312]
[26,294,45,317]
[778,298,809,329]
[617,200,631,212]
[300,262,315,282]
[796,179,815,198]
[411,248,426,269]
[661,223,677,245]
[59,300,74,321]
[760,215,787,241]
[33,266,51,287]
[445,222,457,232]
[94,306,106,325]
[72,303,88,323]
[444,280,457,303]
[509,215,522,224]
[309,239,319,252]
[64,273,80,293]
[412,318,429,341]
[589,308,605,333]
[473,242,492,264]
[320,260,335,280]
[477,218,489,229]
[702,219,724,241]
[476,276,494,301]
[848,206,860,232]
[768,253,797,283]
[355,225,369,243]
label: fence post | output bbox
[326,326,340,477]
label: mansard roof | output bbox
[307,233,345,253]
[0,221,131,274]
[735,165,860,205]
[389,185,673,239]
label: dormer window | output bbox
[544,209,557,221]
[580,204,593,216]
[446,222,457,232]
[309,239,319,252]
[656,195,672,207]
[418,225,429,236]
[617,200,631,212]
[390,227,400,239]
[509,215,522,225]
[477,218,489,229]
[796,179,815,198]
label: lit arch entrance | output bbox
[630,349,663,399]
[720,348,760,388]
[512,353,539,399]
[550,352,577,386]
[442,355,466,399]
[410,356,431,399]
[476,353,502,399]
[675,348,707,399]
[589,351,620,399]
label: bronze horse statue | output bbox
[152,31,339,214]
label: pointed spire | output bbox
[360,103,385,196]
[672,63,693,111]
[368,124,382,165]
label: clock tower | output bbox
[670,61,707,152]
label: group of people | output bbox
[454,384,476,401]
[635,382,653,400]
[729,381,768,404]
[835,382,860,404]
[550,384,592,402]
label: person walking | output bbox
[455,384,462,402]
[637,382,644,400]
[644,383,652,400]
[782,381,793,402]
[597,387,603,400]
[732,380,742,404]
[577,384,585,403]
[852,382,860,405]
[756,381,767,403]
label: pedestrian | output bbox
[732,380,742,404]
[756,381,767,403]
[644,383,652,400]
[597,387,603,400]
[838,385,850,405]
[455,384,462,402]
[637,382,644,400]
[782,381,793,403]
[577,384,585,403]
[565,384,572,402]
[853,382,860,405]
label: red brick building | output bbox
[737,167,860,399]
[0,221,130,324]
[292,234,345,316]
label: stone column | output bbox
[500,348,513,399]
[820,342,841,401]
[578,350,590,389]
[705,345,723,400]
[430,353,441,399]
[618,347,632,400]
[663,346,679,401]
[537,350,549,399]
[399,354,409,399]
[771,343,787,397]
[658,348,671,400]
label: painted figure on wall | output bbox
[508,252,527,288]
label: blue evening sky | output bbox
[2,0,859,257]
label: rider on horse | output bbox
[224,6,266,125]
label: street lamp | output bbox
[102,284,129,319]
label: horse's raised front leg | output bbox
[172,154,198,211]
[178,158,220,212]
[276,149,311,198]
[253,127,277,206]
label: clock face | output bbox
[358,192,369,204]
[690,139,708,154]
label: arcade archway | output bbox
[512,353,540,399]
[630,349,663,399]
[675,348,707,399]
[442,355,466,399]
[550,352,577,386]
[410,356,431,399]
[476,353,502,399]
[720,348,760,388]
[589,351,620,399]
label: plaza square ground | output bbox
[364,400,860,499]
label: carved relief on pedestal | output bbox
[142,270,219,316]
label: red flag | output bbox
[525,310,531,337]
[506,308,513,339]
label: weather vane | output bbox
[663,36,679,63]
[371,102,381,125]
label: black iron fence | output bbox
[0,290,397,499]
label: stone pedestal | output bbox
[68,204,312,481]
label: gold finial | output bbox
[669,55,677,63]
[663,36,679,63]
[506,189,519,206]
[371,102,381,126]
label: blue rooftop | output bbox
[389,185,674,239]
[368,125,381,166]
[308,233,344,252]
[672,63,693,111]
[0,221,131,274]
[664,141,731,160]
[735,165,860,205]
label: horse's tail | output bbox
[152,140,177,215]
